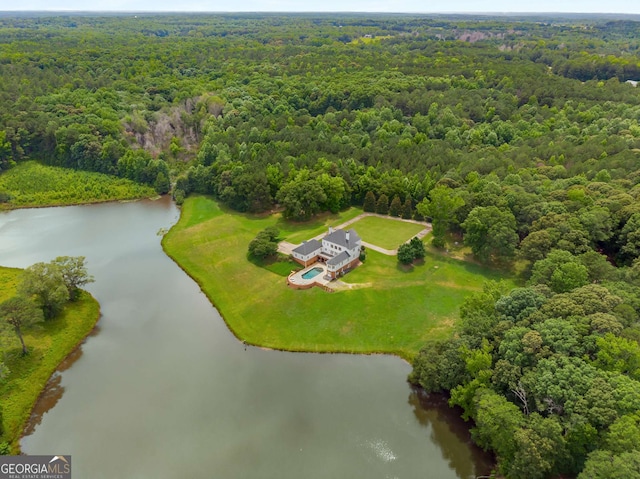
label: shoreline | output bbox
[161,232,414,361]
[0,280,102,453]
[160,197,438,363]
[0,194,162,212]
[17,309,102,452]
[159,196,513,363]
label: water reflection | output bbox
[22,374,64,437]
[409,386,494,478]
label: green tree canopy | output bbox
[276,178,327,221]
[416,185,464,248]
[18,262,69,319]
[0,296,44,355]
[529,250,589,293]
[462,205,519,263]
[52,256,94,301]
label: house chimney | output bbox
[329,227,334,234]
[346,231,350,242]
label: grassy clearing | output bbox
[163,196,516,361]
[348,216,425,250]
[278,208,363,244]
[0,267,100,452]
[253,255,301,277]
[0,161,156,209]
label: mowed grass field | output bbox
[0,267,100,451]
[278,208,364,244]
[348,215,426,249]
[163,196,515,361]
[0,161,156,209]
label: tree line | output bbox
[2,14,640,474]
[410,268,640,477]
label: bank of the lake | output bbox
[4,198,493,478]
[163,196,514,360]
[0,161,156,210]
[0,267,100,453]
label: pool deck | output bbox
[282,212,431,292]
[287,263,333,290]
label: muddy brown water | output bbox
[0,197,492,478]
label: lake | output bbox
[0,197,491,478]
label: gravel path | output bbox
[280,212,432,256]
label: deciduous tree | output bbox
[0,296,44,355]
[462,205,518,263]
[19,262,69,319]
[416,185,464,248]
[276,179,326,221]
[52,256,94,301]
[529,250,589,293]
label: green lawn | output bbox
[0,161,156,209]
[348,215,426,250]
[278,207,363,244]
[163,196,516,361]
[0,267,100,452]
[261,257,301,277]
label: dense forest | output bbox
[1,12,640,477]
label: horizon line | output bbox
[1,10,639,15]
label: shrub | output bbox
[397,244,415,264]
[248,227,280,259]
[173,188,185,206]
[409,237,426,260]
[397,237,426,264]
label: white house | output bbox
[290,239,322,267]
[291,227,362,278]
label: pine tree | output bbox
[363,191,376,212]
[402,198,413,219]
[389,195,402,217]
[376,194,389,215]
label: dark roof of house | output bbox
[327,250,351,266]
[323,228,361,249]
[292,239,322,255]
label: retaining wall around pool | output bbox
[287,273,315,290]
[286,263,334,291]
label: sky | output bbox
[2,0,639,14]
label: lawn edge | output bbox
[1,290,102,454]
[161,206,416,363]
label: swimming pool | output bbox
[302,266,324,280]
